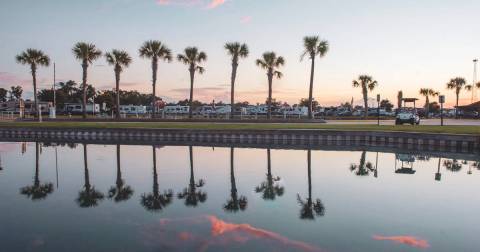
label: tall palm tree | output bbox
[108,145,133,202]
[139,40,172,118]
[15,49,50,119]
[352,75,378,119]
[72,42,102,119]
[465,82,480,103]
[446,77,467,119]
[177,47,207,119]
[256,52,285,119]
[297,150,325,220]
[255,149,284,200]
[141,146,174,212]
[105,50,132,119]
[225,42,249,119]
[20,142,54,200]
[76,144,104,208]
[177,146,207,207]
[349,151,375,176]
[224,147,247,212]
[419,88,439,118]
[301,36,329,119]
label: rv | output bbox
[119,105,147,115]
[162,105,190,115]
[64,103,100,115]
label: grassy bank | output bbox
[0,121,478,135]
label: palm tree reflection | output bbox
[76,144,104,208]
[297,150,325,220]
[255,149,284,200]
[108,145,133,202]
[224,147,247,213]
[443,159,463,172]
[141,146,174,212]
[178,146,207,207]
[20,142,54,200]
[349,151,374,176]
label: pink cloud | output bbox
[373,235,430,249]
[206,0,226,9]
[240,16,252,24]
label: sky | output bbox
[0,0,479,107]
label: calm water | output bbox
[0,142,479,252]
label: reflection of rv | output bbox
[163,105,190,114]
[394,154,416,174]
[119,105,147,115]
[64,103,100,114]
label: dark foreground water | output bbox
[0,142,479,252]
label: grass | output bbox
[0,121,479,135]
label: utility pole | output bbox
[473,59,478,103]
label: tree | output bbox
[224,147,247,213]
[380,99,394,112]
[419,88,439,118]
[446,77,467,119]
[139,40,172,118]
[0,88,7,102]
[465,82,480,102]
[20,143,54,200]
[105,50,132,119]
[299,98,318,108]
[177,146,207,206]
[397,90,403,110]
[9,86,23,101]
[297,150,325,220]
[255,149,284,200]
[15,49,50,118]
[225,42,249,119]
[352,75,378,119]
[108,145,133,202]
[76,144,104,208]
[349,151,375,176]
[301,36,329,119]
[72,42,102,119]
[177,47,207,119]
[141,146,174,212]
[256,52,285,119]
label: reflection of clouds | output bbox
[373,235,430,249]
[0,143,19,153]
[141,215,324,252]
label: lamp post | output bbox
[377,94,381,126]
[439,95,445,126]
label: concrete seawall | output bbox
[0,127,478,153]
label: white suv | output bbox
[395,109,420,125]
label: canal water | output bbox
[0,142,478,252]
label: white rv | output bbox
[119,105,147,115]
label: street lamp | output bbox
[377,94,381,126]
[439,95,445,126]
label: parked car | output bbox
[395,109,420,125]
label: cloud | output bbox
[156,0,226,9]
[373,235,430,249]
[0,72,21,85]
[206,0,225,9]
[240,16,252,24]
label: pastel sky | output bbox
[0,0,479,107]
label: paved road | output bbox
[325,119,480,126]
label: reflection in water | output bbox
[443,159,463,172]
[76,144,105,208]
[141,215,324,252]
[140,146,174,212]
[297,150,325,220]
[349,151,375,176]
[177,146,207,207]
[20,142,54,201]
[435,157,442,181]
[255,149,284,200]
[372,235,430,249]
[394,154,416,174]
[224,147,248,213]
[108,145,134,202]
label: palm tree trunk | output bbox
[152,146,159,196]
[455,91,459,119]
[363,87,368,119]
[189,146,194,186]
[308,57,315,119]
[82,62,88,119]
[267,72,273,120]
[83,144,90,189]
[230,62,238,119]
[115,69,121,119]
[31,65,38,120]
[34,142,40,185]
[151,59,157,118]
[425,96,430,118]
[116,145,122,185]
[230,147,237,195]
[307,149,312,202]
[189,68,195,119]
[267,148,271,177]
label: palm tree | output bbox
[446,77,467,119]
[72,42,102,119]
[20,143,54,200]
[139,40,172,118]
[397,90,403,112]
[297,150,325,220]
[15,49,50,119]
[76,144,104,208]
[255,149,284,200]
[419,88,439,118]
[256,52,285,119]
[352,75,378,119]
[105,50,132,119]
[141,146,174,212]
[177,146,207,206]
[301,36,329,119]
[225,42,249,119]
[177,47,207,119]
[349,151,375,176]
[224,147,247,213]
[108,145,133,202]
[443,159,463,172]
[465,82,480,103]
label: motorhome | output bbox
[162,105,190,115]
[119,105,147,115]
[64,103,100,115]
